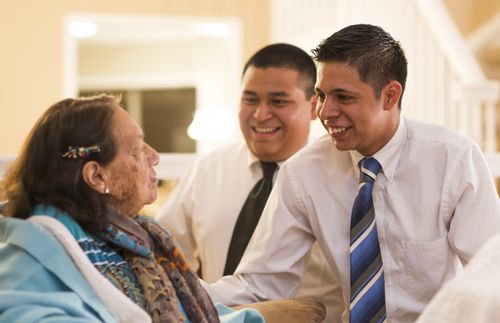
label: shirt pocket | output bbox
[397,235,459,303]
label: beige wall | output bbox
[443,0,500,35]
[2,0,498,155]
[0,0,270,154]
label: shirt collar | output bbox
[245,145,260,169]
[350,116,407,182]
[244,133,315,170]
[246,150,285,174]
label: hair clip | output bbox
[62,145,101,159]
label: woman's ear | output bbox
[383,80,402,110]
[82,161,108,194]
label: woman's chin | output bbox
[145,193,158,205]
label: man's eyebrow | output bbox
[268,91,290,97]
[315,87,355,95]
[332,88,357,95]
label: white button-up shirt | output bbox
[157,140,343,322]
[416,233,500,322]
[204,117,500,322]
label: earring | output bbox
[104,187,110,195]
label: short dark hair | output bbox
[242,43,317,99]
[312,24,407,107]
[2,94,119,232]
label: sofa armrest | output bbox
[233,297,326,323]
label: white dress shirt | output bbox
[203,117,500,322]
[416,233,500,323]
[156,140,343,322]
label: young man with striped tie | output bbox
[157,43,342,322]
[203,24,500,322]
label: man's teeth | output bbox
[255,127,276,133]
[330,127,347,134]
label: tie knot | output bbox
[260,161,278,181]
[359,157,381,183]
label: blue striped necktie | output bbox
[349,157,386,323]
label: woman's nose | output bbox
[148,144,160,166]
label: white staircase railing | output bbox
[271,0,499,179]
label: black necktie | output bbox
[223,161,278,275]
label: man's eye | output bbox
[317,93,325,102]
[271,99,289,107]
[241,97,258,105]
[338,95,354,102]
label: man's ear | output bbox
[383,80,402,110]
[309,94,318,120]
[82,161,108,194]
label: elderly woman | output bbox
[0,95,263,323]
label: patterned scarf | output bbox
[91,213,220,323]
[30,205,219,322]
